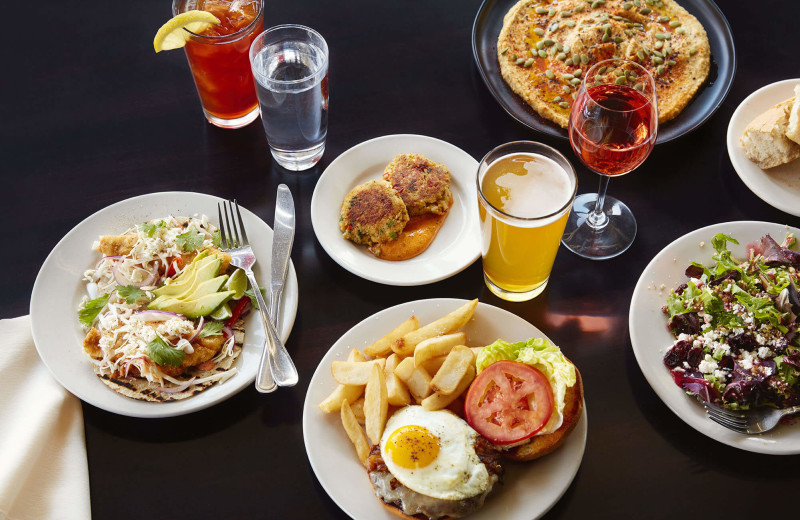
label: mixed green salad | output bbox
[662,232,800,410]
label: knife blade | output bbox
[269,184,295,326]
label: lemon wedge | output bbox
[154,10,220,52]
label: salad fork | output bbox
[703,401,800,434]
[217,200,298,391]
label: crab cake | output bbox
[382,154,452,217]
[339,180,409,245]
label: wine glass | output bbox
[561,58,658,260]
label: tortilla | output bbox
[95,320,245,402]
[497,0,711,127]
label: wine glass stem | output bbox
[587,175,610,230]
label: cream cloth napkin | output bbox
[0,316,91,520]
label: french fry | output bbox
[394,357,432,403]
[413,332,467,368]
[430,345,475,395]
[350,397,366,423]
[364,316,419,357]
[331,358,386,385]
[422,365,476,411]
[422,355,448,376]
[341,400,370,466]
[365,363,388,445]
[471,346,483,358]
[383,353,412,406]
[318,349,367,413]
[385,353,401,372]
[393,299,478,356]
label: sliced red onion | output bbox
[157,377,196,394]
[136,310,185,321]
[112,260,159,288]
[187,317,205,342]
[222,326,233,339]
[97,256,122,269]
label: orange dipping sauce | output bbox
[368,200,452,261]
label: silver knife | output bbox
[255,184,298,392]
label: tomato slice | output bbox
[464,360,554,445]
[166,257,183,278]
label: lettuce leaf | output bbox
[476,337,576,433]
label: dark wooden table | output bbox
[5,0,800,518]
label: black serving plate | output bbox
[472,0,736,144]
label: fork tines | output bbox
[217,199,249,249]
[703,402,748,433]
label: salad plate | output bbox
[630,221,800,454]
[310,134,481,286]
[29,191,298,418]
[727,79,800,216]
[303,298,587,520]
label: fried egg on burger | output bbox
[367,406,503,520]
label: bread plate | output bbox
[29,191,298,418]
[727,79,800,216]
[310,135,481,286]
[629,221,800,454]
[303,298,587,520]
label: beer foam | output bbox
[485,153,573,219]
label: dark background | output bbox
[4,0,800,518]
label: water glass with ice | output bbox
[249,25,329,171]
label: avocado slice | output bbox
[153,255,220,299]
[150,290,236,319]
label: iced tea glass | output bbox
[172,0,263,129]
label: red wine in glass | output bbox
[570,83,655,176]
[561,58,658,260]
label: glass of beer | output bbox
[477,142,577,301]
[173,0,263,129]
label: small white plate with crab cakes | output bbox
[311,134,481,286]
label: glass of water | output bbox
[249,25,329,171]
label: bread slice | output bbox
[741,98,800,169]
[502,366,584,462]
[786,84,800,145]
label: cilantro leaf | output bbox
[243,288,268,310]
[212,230,222,248]
[138,220,165,238]
[198,321,225,338]
[78,294,110,327]
[176,231,204,252]
[116,285,145,304]
[146,336,186,367]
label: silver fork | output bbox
[218,200,298,391]
[703,401,800,434]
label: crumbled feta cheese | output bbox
[757,346,772,359]
[698,355,718,374]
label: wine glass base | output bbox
[561,193,637,260]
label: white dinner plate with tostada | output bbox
[727,79,800,216]
[303,298,587,520]
[310,134,481,286]
[29,191,298,418]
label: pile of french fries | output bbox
[318,299,481,466]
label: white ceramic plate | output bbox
[303,298,587,519]
[30,191,298,418]
[727,79,800,216]
[630,221,800,454]
[310,135,481,286]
